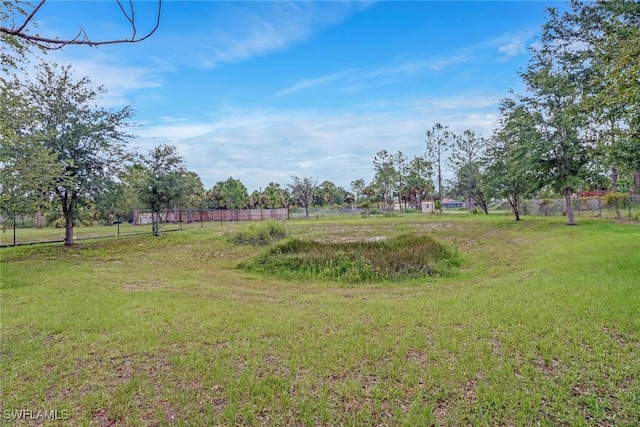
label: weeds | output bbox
[228,220,287,245]
[240,234,461,282]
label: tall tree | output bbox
[405,155,433,208]
[589,1,640,193]
[0,85,60,220]
[393,151,409,210]
[2,62,134,245]
[288,176,316,219]
[425,123,453,214]
[484,100,539,221]
[350,179,366,209]
[211,177,249,209]
[449,130,489,214]
[373,150,397,211]
[262,182,288,209]
[516,6,595,225]
[139,144,185,237]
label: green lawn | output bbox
[0,220,227,247]
[1,215,639,426]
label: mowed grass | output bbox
[1,215,639,426]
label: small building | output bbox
[421,200,435,213]
[442,198,464,209]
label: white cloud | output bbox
[136,124,216,140]
[170,2,371,69]
[26,51,164,108]
[498,39,526,57]
[274,27,538,98]
[275,70,354,97]
[135,93,501,192]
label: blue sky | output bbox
[28,1,563,193]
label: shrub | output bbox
[239,234,460,282]
[228,220,287,245]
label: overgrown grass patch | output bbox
[228,220,287,245]
[240,234,460,282]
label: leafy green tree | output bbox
[393,151,409,210]
[2,62,134,245]
[483,101,539,221]
[589,1,640,193]
[139,144,186,236]
[373,150,397,211]
[404,155,433,208]
[288,176,316,219]
[449,130,489,214]
[350,179,366,209]
[211,177,249,209]
[260,182,286,209]
[515,6,597,225]
[0,85,60,220]
[315,180,344,207]
[425,123,453,214]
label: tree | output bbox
[425,123,453,214]
[315,180,343,207]
[0,85,61,221]
[449,130,489,214]
[210,177,249,209]
[260,182,282,209]
[373,150,397,211]
[483,100,539,221]
[288,176,316,219]
[139,144,185,237]
[405,155,433,208]
[393,151,409,210]
[2,62,134,245]
[515,6,597,225]
[587,1,640,193]
[350,179,366,209]
[1,0,162,50]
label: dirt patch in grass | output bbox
[123,279,164,291]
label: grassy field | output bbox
[1,215,639,426]
[0,220,227,247]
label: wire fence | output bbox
[0,208,289,247]
[524,196,640,220]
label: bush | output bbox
[228,220,287,245]
[239,234,461,282]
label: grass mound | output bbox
[240,234,460,282]
[228,220,287,245]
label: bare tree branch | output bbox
[1,0,162,49]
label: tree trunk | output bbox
[508,196,520,221]
[63,196,75,246]
[635,171,640,195]
[64,213,74,246]
[152,208,160,236]
[611,166,618,192]
[564,187,575,225]
[304,205,309,219]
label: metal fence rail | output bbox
[0,208,289,247]
[524,196,640,220]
